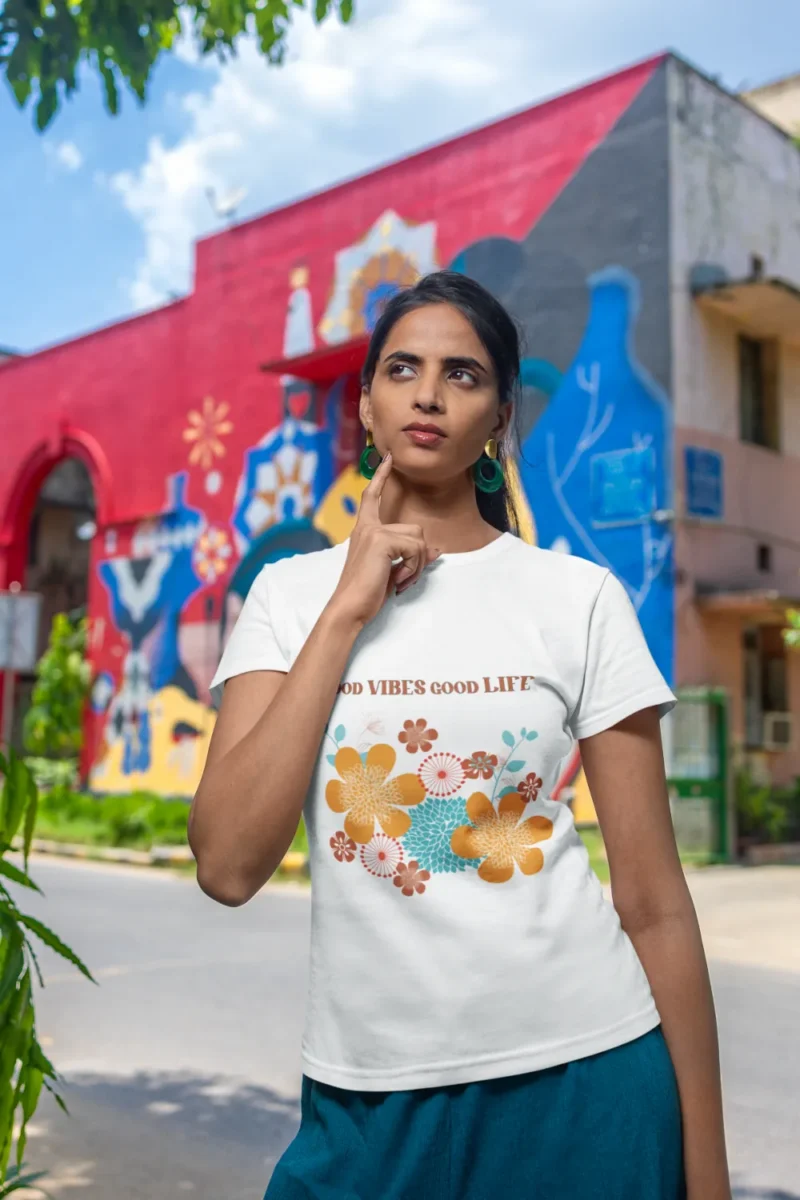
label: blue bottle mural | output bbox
[520,267,673,681]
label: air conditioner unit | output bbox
[762,712,794,752]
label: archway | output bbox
[0,429,112,752]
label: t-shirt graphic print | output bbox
[211,532,676,1092]
[324,717,551,891]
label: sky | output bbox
[2,0,799,354]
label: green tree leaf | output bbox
[1,2,358,130]
[0,862,41,895]
[15,914,95,984]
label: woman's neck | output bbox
[377,472,501,553]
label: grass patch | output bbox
[34,788,311,872]
[579,826,609,884]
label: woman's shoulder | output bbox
[506,536,609,596]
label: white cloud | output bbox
[114,0,760,310]
[46,139,84,172]
[110,0,537,308]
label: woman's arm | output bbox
[580,707,731,1200]
[189,452,438,907]
[189,603,364,906]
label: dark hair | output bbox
[361,271,522,534]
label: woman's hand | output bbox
[328,452,440,628]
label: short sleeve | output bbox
[209,568,289,707]
[569,570,676,740]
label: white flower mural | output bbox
[319,210,438,345]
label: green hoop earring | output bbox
[359,430,381,480]
[473,439,505,494]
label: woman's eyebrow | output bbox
[382,350,488,375]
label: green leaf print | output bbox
[498,786,518,798]
[334,725,346,743]
[502,730,515,748]
[326,754,336,766]
[506,760,525,773]
[403,798,479,874]
[526,731,539,741]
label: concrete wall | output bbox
[669,61,800,773]
[742,73,800,137]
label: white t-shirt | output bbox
[211,533,676,1092]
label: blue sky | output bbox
[2,0,799,354]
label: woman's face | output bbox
[360,303,511,485]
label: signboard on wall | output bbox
[0,590,42,671]
[685,447,724,520]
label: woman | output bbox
[190,272,730,1199]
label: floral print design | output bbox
[398,719,438,754]
[324,723,547,893]
[361,833,404,877]
[517,772,543,803]
[418,752,466,798]
[394,861,431,896]
[330,831,357,863]
[462,751,498,781]
[451,792,553,883]
[326,744,426,844]
[403,797,478,874]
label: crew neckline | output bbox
[433,531,516,567]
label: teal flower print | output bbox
[403,797,479,874]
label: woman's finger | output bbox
[357,451,392,524]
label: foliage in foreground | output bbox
[23,615,90,761]
[0,751,94,1193]
[1,0,355,130]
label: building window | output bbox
[743,626,788,748]
[757,543,772,573]
[739,335,779,450]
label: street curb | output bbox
[12,837,310,875]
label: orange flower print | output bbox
[461,751,498,781]
[394,860,431,897]
[451,792,554,884]
[183,396,233,469]
[330,831,357,863]
[360,833,404,877]
[398,719,438,754]
[326,744,426,844]
[418,752,465,798]
[517,772,543,804]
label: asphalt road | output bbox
[10,857,800,1199]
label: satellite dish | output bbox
[206,185,248,223]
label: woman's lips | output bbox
[403,429,444,447]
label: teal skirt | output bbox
[265,1027,685,1199]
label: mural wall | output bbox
[0,57,674,800]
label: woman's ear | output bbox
[493,402,513,440]
[359,386,372,432]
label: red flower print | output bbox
[398,718,439,754]
[517,773,543,803]
[418,752,466,797]
[461,751,498,781]
[330,831,357,862]
[393,860,431,897]
[360,833,404,877]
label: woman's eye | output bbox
[389,363,415,379]
[450,368,477,386]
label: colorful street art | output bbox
[91,472,212,792]
[8,56,672,801]
[520,268,673,681]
